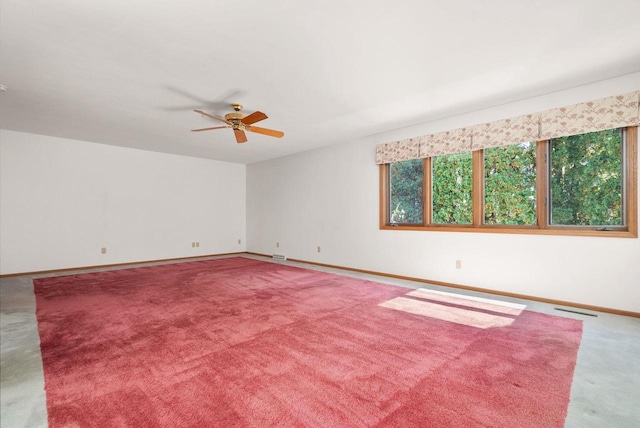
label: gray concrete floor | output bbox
[2,254,639,427]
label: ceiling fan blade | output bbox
[194,109,230,124]
[246,125,284,138]
[234,129,248,144]
[191,126,229,132]
[241,111,268,125]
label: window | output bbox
[389,159,423,224]
[549,128,623,227]
[380,127,637,237]
[484,142,537,225]
[432,152,473,224]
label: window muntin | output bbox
[432,152,473,224]
[389,158,423,224]
[549,128,624,227]
[484,142,537,225]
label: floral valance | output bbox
[470,114,539,151]
[420,128,472,157]
[375,137,420,164]
[376,90,639,164]
[540,91,639,140]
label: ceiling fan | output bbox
[192,103,284,144]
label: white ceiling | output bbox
[2,0,640,164]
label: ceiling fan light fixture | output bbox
[231,121,245,130]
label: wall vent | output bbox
[272,254,287,261]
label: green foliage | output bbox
[550,129,623,226]
[432,152,473,224]
[484,142,537,225]
[389,159,423,224]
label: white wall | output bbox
[247,74,640,313]
[0,130,246,274]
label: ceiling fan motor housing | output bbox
[225,112,245,121]
[225,112,245,130]
[225,104,245,128]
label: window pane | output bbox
[550,128,623,226]
[389,159,423,224]
[484,142,537,225]
[432,152,472,224]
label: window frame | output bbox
[379,126,638,237]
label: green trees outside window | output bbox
[389,158,423,224]
[433,152,473,224]
[484,142,537,225]
[550,129,623,226]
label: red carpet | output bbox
[34,257,582,427]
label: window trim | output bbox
[379,126,638,238]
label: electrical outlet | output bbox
[191,242,195,248]
[317,246,321,253]
[101,247,107,254]
[196,242,200,248]
[455,260,462,269]
[238,239,242,245]
[276,242,280,248]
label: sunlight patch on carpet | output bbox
[379,296,517,329]
[380,289,525,329]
